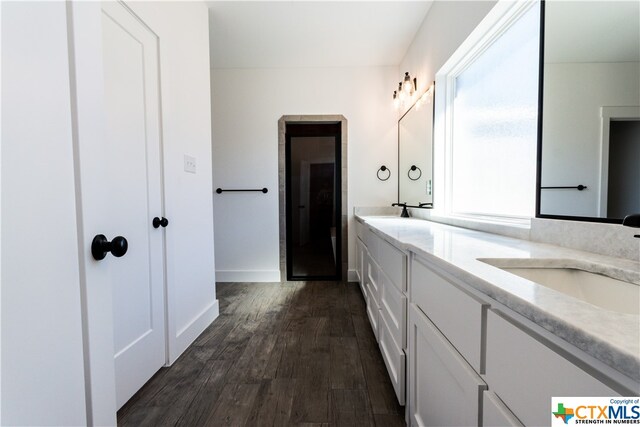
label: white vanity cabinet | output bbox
[485,310,622,427]
[408,252,637,427]
[356,217,639,427]
[356,221,408,405]
[408,255,489,426]
[408,303,487,426]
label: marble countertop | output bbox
[355,215,640,383]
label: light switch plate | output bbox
[184,155,196,174]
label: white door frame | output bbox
[598,106,640,217]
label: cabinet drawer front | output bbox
[363,227,379,262]
[482,391,523,427]
[356,220,364,240]
[364,283,379,341]
[366,256,381,305]
[408,304,486,427]
[380,270,407,349]
[377,237,407,292]
[355,238,363,283]
[411,257,486,372]
[379,312,406,405]
[486,310,618,427]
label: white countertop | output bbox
[356,215,640,383]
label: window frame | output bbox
[433,0,541,226]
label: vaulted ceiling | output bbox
[207,1,433,69]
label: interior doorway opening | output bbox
[607,119,640,218]
[285,123,342,281]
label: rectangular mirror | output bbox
[398,85,434,208]
[538,1,640,223]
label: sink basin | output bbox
[479,259,640,315]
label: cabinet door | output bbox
[379,309,406,405]
[364,280,380,341]
[486,310,619,427]
[380,269,407,349]
[482,391,523,427]
[408,304,487,427]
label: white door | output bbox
[100,1,166,409]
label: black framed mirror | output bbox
[398,83,435,209]
[537,0,640,224]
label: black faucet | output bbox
[392,203,410,218]
[622,213,640,238]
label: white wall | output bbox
[541,61,640,217]
[398,1,497,116]
[211,66,398,281]
[1,2,88,424]
[127,1,217,363]
[1,1,216,423]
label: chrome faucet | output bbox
[622,213,640,238]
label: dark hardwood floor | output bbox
[117,281,405,426]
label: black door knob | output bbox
[153,217,169,228]
[91,234,128,261]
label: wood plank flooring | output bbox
[117,282,405,427]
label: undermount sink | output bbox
[479,259,640,316]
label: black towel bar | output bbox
[540,185,587,191]
[216,188,268,194]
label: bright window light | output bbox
[443,2,540,220]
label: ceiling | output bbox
[207,1,433,69]
[545,1,640,63]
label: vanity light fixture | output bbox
[393,74,418,110]
[402,72,415,95]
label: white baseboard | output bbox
[167,299,219,364]
[216,270,281,282]
[348,269,359,283]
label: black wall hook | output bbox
[377,165,391,181]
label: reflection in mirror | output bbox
[399,85,434,208]
[539,1,640,221]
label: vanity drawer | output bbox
[485,310,618,427]
[482,391,523,427]
[356,220,364,240]
[355,237,365,285]
[410,256,487,372]
[378,310,406,405]
[380,269,407,349]
[377,235,407,292]
[366,255,381,306]
[363,226,379,262]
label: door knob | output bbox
[91,234,128,260]
[152,217,169,228]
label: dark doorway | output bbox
[285,123,342,280]
[607,120,640,218]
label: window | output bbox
[436,1,540,221]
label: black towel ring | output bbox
[377,165,391,181]
[408,165,422,181]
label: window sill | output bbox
[412,210,532,241]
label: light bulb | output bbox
[393,91,399,109]
[403,72,412,95]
